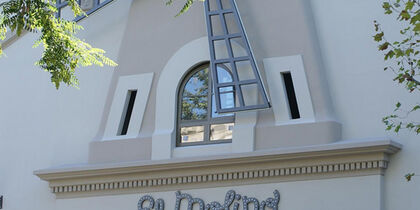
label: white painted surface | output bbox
[172,143,233,157]
[263,55,315,125]
[309,1,420,209]
[1,0,420,210]
[0,1,132,210]
[55,176,383,210]
[103,73,154,140]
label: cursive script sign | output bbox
[138,190,280,210]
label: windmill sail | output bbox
[204,0,270,113]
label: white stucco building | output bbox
[0,0,418,209]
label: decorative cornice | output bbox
[34,139,401,198]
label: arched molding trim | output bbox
[152,36,257,160]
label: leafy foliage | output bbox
[374,0,420,134]
[0,0,117,89]
[405,172,416,181]
[166,0,204,16]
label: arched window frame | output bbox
[176,62,235,146]
[152,37,258,160]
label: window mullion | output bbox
[204,124,210,142]
[224,37,244,107]
[208,67,213,123]
[178,63,235,146]
[205,68,213,142]
[219,6,244,107]
[216,0,223,10]
[205,0,271,113]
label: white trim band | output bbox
[35,138,401,198]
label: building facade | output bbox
[0,0,418,210]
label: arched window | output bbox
[177,63,235,146]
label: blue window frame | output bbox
[55,0,114,22]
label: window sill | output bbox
[173,142,232,158]
[35,138,401,198]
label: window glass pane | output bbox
[241,84,263,106]
[60,6,75,21]
[219,91,235,109]
[210,123,234,140]
[178,63,235,145]
[80,0,95,11]
[230,37,247,57]
[224,13,239,34]
[211,15,224,36]
[221,0,232,10]
[205,0,271,113]
[208,0,219,11]
[183,68,208,97]
[181,96,208,120]
[217,65,233,83]
[236,60,255,81]
[212,94,234,118]
[181,126,205,143]
[214,40,229,60]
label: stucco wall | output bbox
[0,0,419,210]
[92,0,339,162]
[0,1,132,210]
[310,1,420,209]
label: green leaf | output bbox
[406,48,414,56]
[395,122,402,132]
[0,0,117,88]
[414,23,420,32]
[394,102,401,111]
[395,48,404,57]
[406,1,414,10]
[374,21,379,31]
[376,1,420,136]
[385,50,395,60]
[407,123,415,129]
[383,2,393,14]
[379,42,389,51]
[412,105,420,111]
[176,0,194,17]
[400,10,411,20]
[374,32,384,42]
[405,173,415,181]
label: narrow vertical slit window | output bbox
[282,72,300,119]
[119,90,137,135]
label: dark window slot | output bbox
[282,72,300,119]
[119,90,137,135]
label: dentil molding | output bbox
[34,138,401,198]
